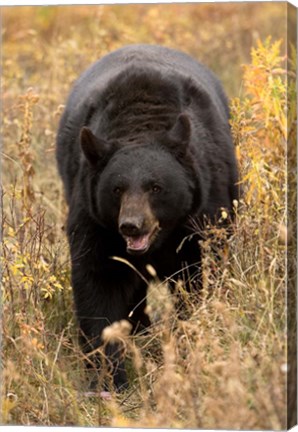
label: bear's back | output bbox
[67,45,228,121]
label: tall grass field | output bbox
[1,3,297,429]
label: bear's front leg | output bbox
[72,266,133,392]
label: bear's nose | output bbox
[119,217,143,237]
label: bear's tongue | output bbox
[125,234,150,252]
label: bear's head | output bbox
[80,114,203,255]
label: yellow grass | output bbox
[1,4,296,428]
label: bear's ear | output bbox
[167,113,191,156]
[80,127,109,166]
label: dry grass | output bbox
[1,4,296,429]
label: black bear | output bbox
[56,44,239,392]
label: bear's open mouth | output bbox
[124,224,160,255]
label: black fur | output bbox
[56,44,239,391]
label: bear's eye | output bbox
[152,184,162,194]
[113,186,122,196]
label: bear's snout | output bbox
[118,193,160,255]
[119,216,144,237]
